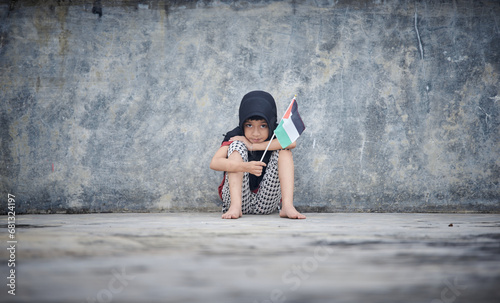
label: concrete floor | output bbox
[1,212,499,303]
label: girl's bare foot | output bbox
[280,206,306,219]
[222,208,242,219]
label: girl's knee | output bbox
[228,140,248,158]
[278,149,293,161]
[279,149,293,156]
[230,140,247,149]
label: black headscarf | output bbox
[222,91,278,191]
[238,91,278,140]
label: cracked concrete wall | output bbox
[0,0,499,214]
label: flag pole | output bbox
[260,133,275,162]
[259,94,296,162]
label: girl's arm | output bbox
[209,145,266,176]
[229,136,297,151]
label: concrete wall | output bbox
[1,0,499,214]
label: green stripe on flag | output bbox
[274,120,292,148]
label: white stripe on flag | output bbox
[282,115,300,142]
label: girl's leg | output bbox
[253,150,281,215]
[223,151,244,219]
[221,141,253,219]
[278,149,306,219]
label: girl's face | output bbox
[243,119,269,144]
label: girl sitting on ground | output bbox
[210,90,306,219]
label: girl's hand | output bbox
[246,161,266,176]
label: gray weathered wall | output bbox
[1,0,499,214]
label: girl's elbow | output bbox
[288,141,297,149]
[210,158,225,171]
[209,159,217,170]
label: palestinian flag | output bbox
[274,96,306,148]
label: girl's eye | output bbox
[261,124,268,128]
[245,124,252,128]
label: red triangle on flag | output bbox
[282,98,295,119]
